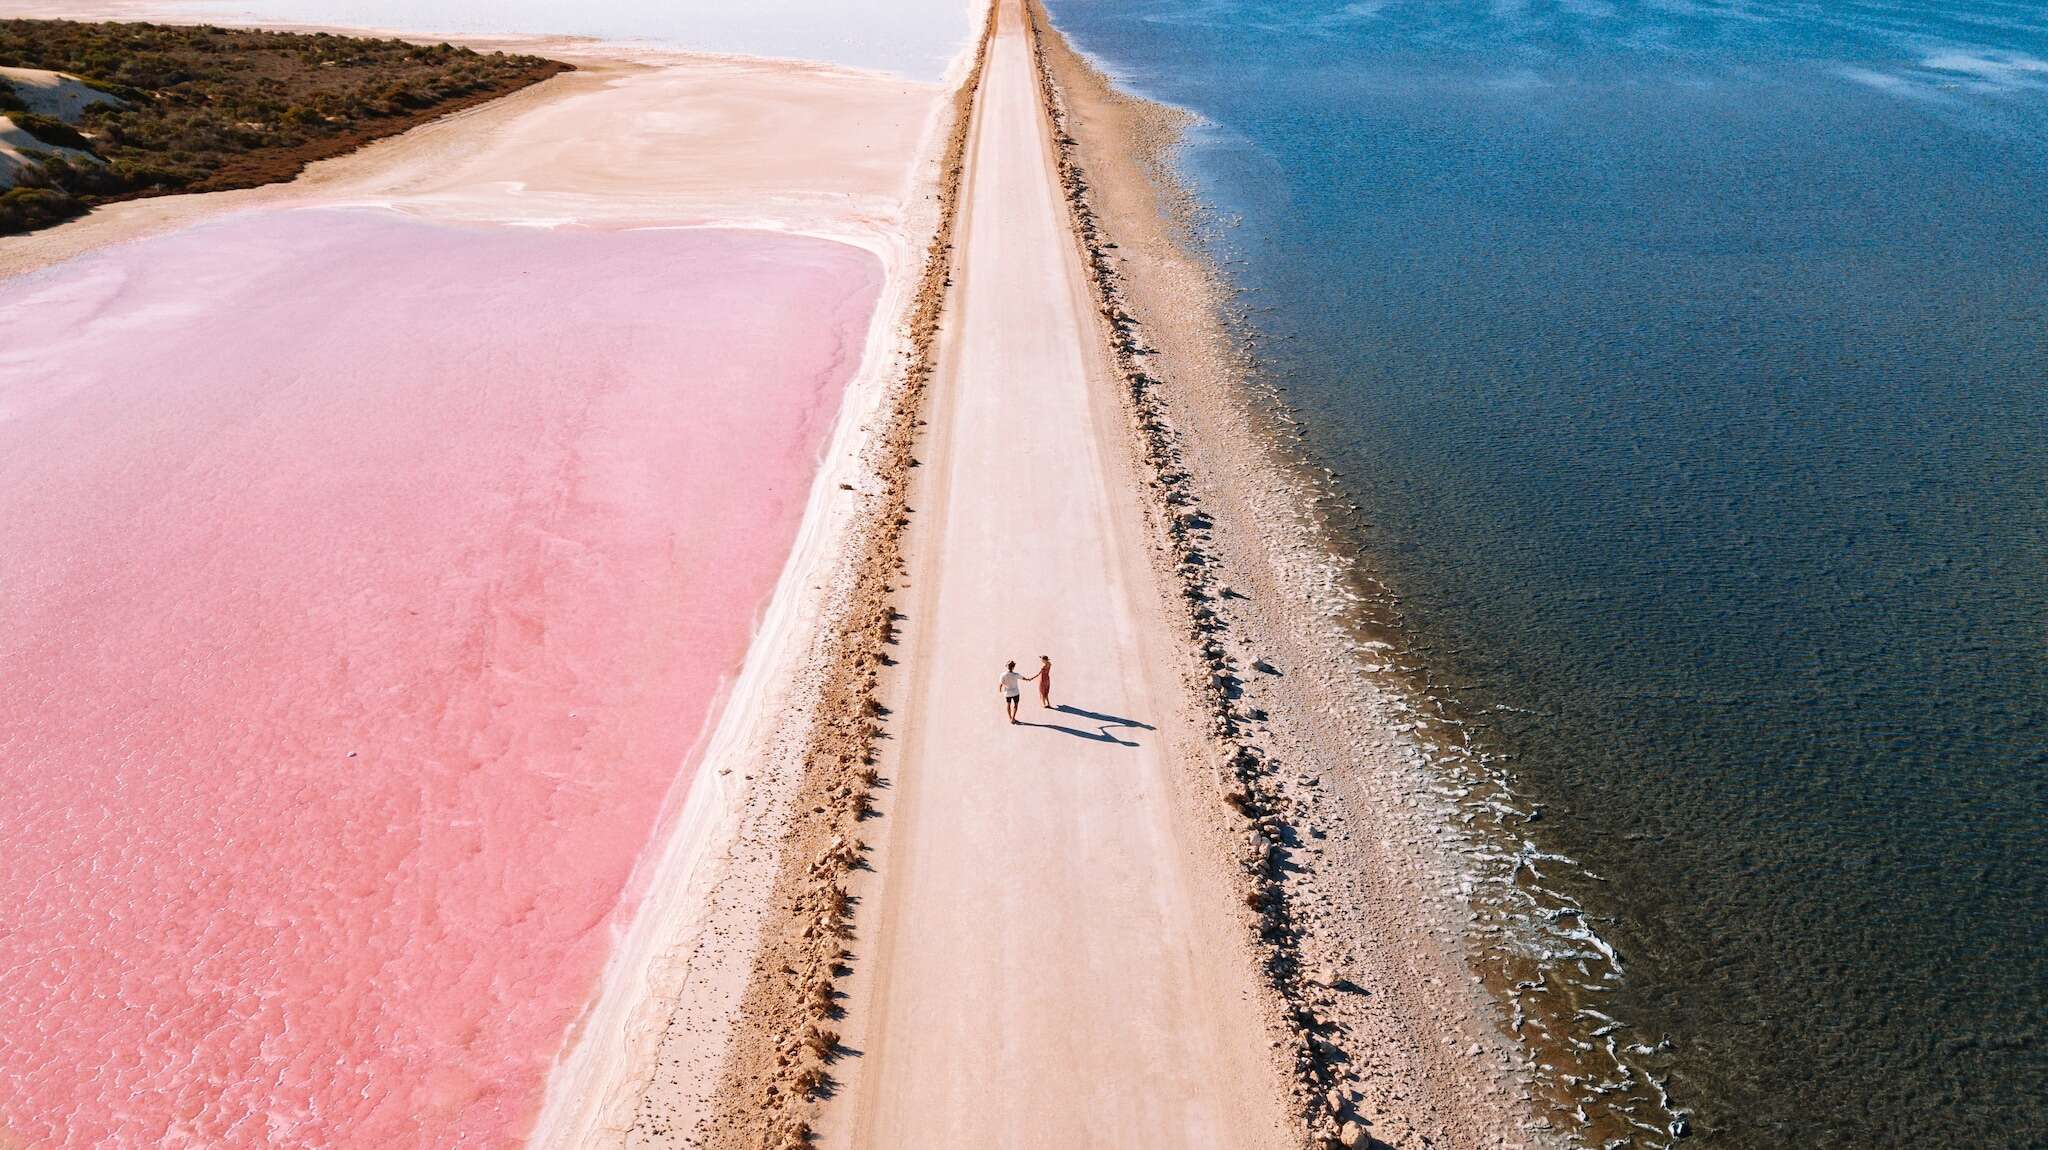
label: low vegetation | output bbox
[0,19,568,235]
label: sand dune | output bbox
[0,65,126,115]
[0,66,118,186]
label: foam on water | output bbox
[1048,0,2048,1145]
[0,209,880,1148]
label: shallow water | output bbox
[1047,0,2048,1145]
[0,210,877,1148]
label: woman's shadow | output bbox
[1017,704,1155,747]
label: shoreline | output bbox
[1026,9,1691,1146]
[0,0,979,86]
[0,24,957,279]
[5,3,1675,1145]
[677,6,996,1148]
[0,20,984,1149]
[519,180,945,1148]
[0,22,570,237]
[1024,4,1555,1147]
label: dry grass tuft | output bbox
[695,7,997,1146]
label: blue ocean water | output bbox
[1044,0,2048,1145]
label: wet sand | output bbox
[0,41,949,277]
[1011,4,1548,1147]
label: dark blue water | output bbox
[1044,1,2048,1145]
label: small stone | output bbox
[1339,1121,1364,1148]
[1317,966,1339,989]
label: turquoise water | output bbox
[1045,0,2048,1145]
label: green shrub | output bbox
[35,151,125,194]
[0,185,87,234]
[0,18,567,232]
[12,112,98,153]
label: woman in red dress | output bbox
[1025,655,1052,709]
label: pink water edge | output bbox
[0,209,880,1149]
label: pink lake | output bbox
[0,210,879,1149]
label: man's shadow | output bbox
[1017,704,1155,747]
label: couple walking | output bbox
[997,656,1052,723]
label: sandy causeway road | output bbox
[824,2,1292,1147]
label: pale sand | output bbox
[0,65,127,117]
[0,24,975,1150]
[0,0,980,81]
[0,65,118,187]
[1020,6,1546,1147]
[0,42,950,276]
[0,114,98,187]
[814,1,1294,1145]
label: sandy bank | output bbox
[665,7,995,1148]
[0,20,977,1150]
[1022,4,1550,1147]
[0,36,949,276]
[511,33,976,1150]
[0,0,981,82]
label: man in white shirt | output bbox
[998,660,1023,724]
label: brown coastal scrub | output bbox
[0,19,570,235]
[690,9,997,1150]
[1023,3,1547,1149]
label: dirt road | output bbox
[824,2,1292,1146]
